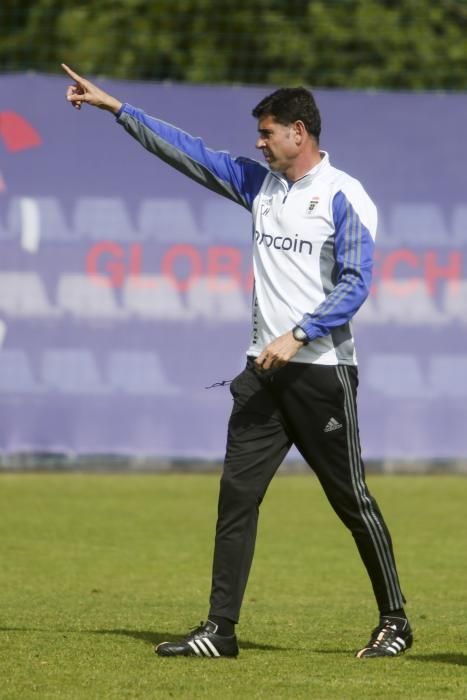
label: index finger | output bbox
[61,63,84,83]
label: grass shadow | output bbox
[0,626,285,652]
[312,648,354,654]
[406,653,467,667]
[312,650,467,666]
[91,628,174,646]
[91,628,286,651]
[240,639,287,651]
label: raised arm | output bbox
[62,63,268,210]
[117,104,267,209]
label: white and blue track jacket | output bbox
[117,104,377,366]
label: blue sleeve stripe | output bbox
[118,105,267,210]
[314,273,360,319]
[299,191,374,340]
[343,193,362,270]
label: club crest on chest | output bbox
[305,196,320,216]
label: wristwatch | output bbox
[292,325,309,345]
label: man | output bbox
[62,64,412,659]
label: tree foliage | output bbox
[1,0,467,90]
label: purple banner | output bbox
[1,74,466,460]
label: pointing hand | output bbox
[62,63,122,114]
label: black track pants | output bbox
[209,357,406,623]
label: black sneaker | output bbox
[356,617,413,658]
[155,620,239,658]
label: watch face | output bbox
[293,326,307,342]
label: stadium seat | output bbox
[186,276,249,320]
[0,349,41,394]
[371,211,393,248]
[389,203,450,246]
[353,295,382,325]
[41,349,107,394]
[56,273,125,319]
[376,279,447,325]
[430,355,467,397]
[199,197,251,243]
[122,275,190,319]
[451,205,467,245]
[107,350,179,395]
[367,353,428,397]
[7,196,72,242]
[442,279,467,323]
[138,197,203,241]
[0,199,13,240]
[0,272,58,318]
[73,197,136,241]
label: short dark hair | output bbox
[252,87,321,142]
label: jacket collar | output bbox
[274,151,330,188]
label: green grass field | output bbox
[1,472,466,699]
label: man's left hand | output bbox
[255,331,306,371]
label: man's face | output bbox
[255,115,298,173]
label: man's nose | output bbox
[255,137,265,149]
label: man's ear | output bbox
[293,120,307,144]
